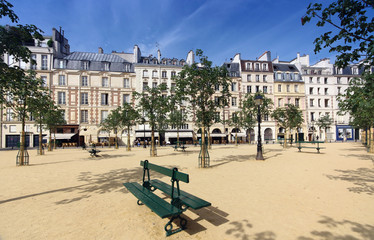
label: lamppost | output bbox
[255,94,264,160]
[142,110,146,148]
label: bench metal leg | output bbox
[165,215,187,236]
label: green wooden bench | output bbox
[123,160,211,236]
[172,143,188,152]
[88,148,100,157]
[295,141,325,153]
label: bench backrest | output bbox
[141,160,189,183]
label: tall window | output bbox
[278,84,281,92]
[311,112,315,121]
[246,62,251,70]
[101,93,109,105]
[324,78,328,84]
[123,78,130,88]
[31,54,36,70]
[171,71,176,77]
[247,86,251,93]
[104,62,110,71]
[286,85,290,92]
[262,63,267,71]
[215,84,220,91]
[337,87,341,94]
[61,110,65,121]
[214,96,220,106]
[309,77,313,83]
[317,77,320,83]
[143,82,148,91]
[82,61,89,70]
[101,110,108,123]
[81,93,88,105]
[81,76,88,86]
[231,97,237,106]
[310,99,314,107]
[255,75,260,82]
[162,71,167,78]
[152,70,158,78]
[324,99,329,107]
[255,63,260,71]
[324,88,329,95]
[41,55,48,70]
[263,75,267,82]
[6,108,13,121]
[294,85,299,92]
[81,110,88,123]
[278,98,282,107]
[102,77,109,87]
[58,92,66,104]
[123,94,130,104]
[143,70,149,77]
[263,86,268,94]
[171,83,176,92]
[59,75,66,85]
[318,99,321,107]
[152,82,157,88]
[59,60,65,69]
[247,75,251,82]
[214,112,220,123]
[309,87,313,94]
[231,82,237,91]
[41,76,47,87]
[295,98,300,107]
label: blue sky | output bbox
[1,0,338,65]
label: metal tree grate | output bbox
[16,149,29,166]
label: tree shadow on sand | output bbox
[298,216,374,240]
[0,167,167,205]
[326,168,374,195]
[225,219,276,240]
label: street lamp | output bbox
[255,94,264,160]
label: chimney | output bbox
[157,49,161,62]
[98,47,103,54]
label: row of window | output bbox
[309,99,330,108]
[143,70,177,78]
[277,84,299,93]
[57,92,131,106]
[57,76,131,88]
[246,85,270,94]
[310,112,330,122]
[277,98,300,107]
[246,74,268,82]
[275,72,300,81]
[245,62,268,71]
[309,87,329,95]
[142,82,176,91]
[213,112,270,123]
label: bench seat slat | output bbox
[123,182,181,218]
[150,179,211,210]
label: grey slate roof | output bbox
[64,52,128,63]
[273,63,299,72]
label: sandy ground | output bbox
[0,142,373,240]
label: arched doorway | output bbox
[211,128,224,144]
[264,128,272,141]
[277,127,285,140]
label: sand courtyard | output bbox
[0,142,373,240]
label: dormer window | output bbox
[104,62,110,71]
[255,63,260,71]
[124,64,131,72]
[82,61,89,70]
[262,63,267,71]
[246,62,251,70]
[59,60,65,69]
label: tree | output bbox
[272,104,304,148]
[155,92,170,147]
[175,49,230,167]
[168,95,187,146]
[101,108,122,149]
[134,83,169,157]
[44,104,65,151]
[120,102,140,151]
[338,74,374,151]
[301,0,374,68]
[1,70,44,165]
[241,92,274,144]
[316,114,334,142]
[28,90,54,155]
[226,111,242,146]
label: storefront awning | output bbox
[210,133,227,137]
[43,133,76,140]
[165,132,193,138]
[231,133,247,137]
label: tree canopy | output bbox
[302,0,374,68]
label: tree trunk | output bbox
[370,127,374,153]
[151,128,156,157]
[208,130,212,149]
[39,122,43,155]
[201,126,206,167]
[325,127,328,143]
[48,129,52,151]
[283,129,288,148]
[53,131,56,149]
[19,119,25,166]
[127,126,131,151]
[177,128,180,146]
[235,132,238,146]
[115,133,118,149]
